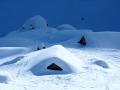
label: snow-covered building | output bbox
[24,45,84,76]
[21,15,48,30]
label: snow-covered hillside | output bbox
[0,15,120,90]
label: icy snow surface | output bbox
[0,15,120,90]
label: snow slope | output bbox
[3,28,120,49]
[0,15,120,90]
[0,47,29,58]
[0,46,120,90]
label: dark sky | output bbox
[0,0,120,35]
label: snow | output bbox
[93,60,109,69]
[22,45,85,76]
[57,24,76,30]
[0,47,29,58]
[0,71,13,84]
[0,15,120,90]
[21,15,48,30]
[2,26,120,49]
[0,46,120,90]
[0,56,24,67]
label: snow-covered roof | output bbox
[22,15,48,30]
[23,45,85,75]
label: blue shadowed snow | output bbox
[30,57,73,76]
[93,60,109,68]
[0,56,24,66]
[0,75,8,83]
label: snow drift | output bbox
[0,47,28,58]
[0,15,120,90]
[21,15,48,30]
[0,15,119,49]
[57,24,76,30]
[23,45,85,76]
[0,71,13,84]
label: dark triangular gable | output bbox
[78,36,86,46]
[47,63,63,71]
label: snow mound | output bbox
[24,45,85,76]
[21,15,48,30]
[0,47,28,58]
[0,56,24,66]
[93,60,109,69]
[57,24,76,30]
[0,71,13,84]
